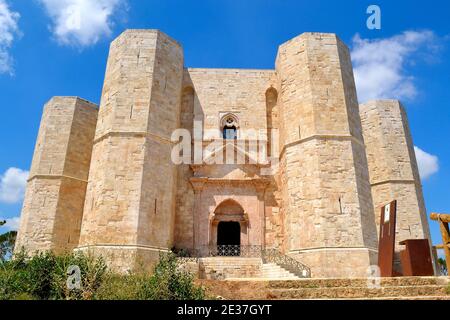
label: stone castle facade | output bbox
[15,30,433,278]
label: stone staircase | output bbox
[179,257,301,280]
[199,257,262,280]
[198,277,450,300]
[261,263,299,280]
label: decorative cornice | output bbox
[27,174,88,183]
[289,246,379,254]
[280,134,365,160]
[371,179,417,187]
[75,244,171,252]
[93,131,174,145]
[189,177,270,188]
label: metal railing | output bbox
[174,245,311,278]
[261,248,311,278]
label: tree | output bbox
[438,258,448,276]
[0,230,17,262]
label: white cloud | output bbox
[0,0,21,75]
[38,0,125,47]
[414,146,439,180]
[0,167,29,204]
[0,216,20,231]
[351,31,440,103]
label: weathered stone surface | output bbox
[276,33,378,277]
[76,30,184,271]
[360,100,434,272]
[15,97,98,253]
[16,30,433,278]
[198,277,450,300]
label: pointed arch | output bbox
[220,113,239,140]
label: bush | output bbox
[95,273,146,300]
[0,265,31,300]
[0,250,206,300]
[51,251,107,300]
[136,252,205,300]
[0,250,107,300]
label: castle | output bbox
[15,30,433,278]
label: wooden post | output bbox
[430,213,450,273]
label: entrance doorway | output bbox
[217,221,240,245]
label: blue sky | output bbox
[0,0,449,251]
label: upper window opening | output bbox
[223,125,237,140]
[220,114,239,140]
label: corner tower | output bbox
[77,30,184,271]
[360,100,434,273]
[276,33,379,277]
[15,97,98,253]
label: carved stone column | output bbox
[190,178,205,254]
[254,180,269,248]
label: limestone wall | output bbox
[15,97,98,253]
[276,33,378,277]
[17,29,435,278]
[360,100,433,273]
[174,68,281,250]
[77,30,184,271]
[183,68,276,134]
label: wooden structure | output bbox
[430,213,450,273]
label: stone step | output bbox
[198,277,450,300]
[268,285,449,300]
[199,257,263,280]
[262,272,297,277]
[317,296,450,300]
[266,277,450,289]
[197,257,303,280]
[262,263,300,279]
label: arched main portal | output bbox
[210,199,248,250]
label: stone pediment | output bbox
[191,163,264,181]
[194,140,269,168]
[190,140,271,181]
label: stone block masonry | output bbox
[15,97,98,253]
[76,30,184,272]
[276,33,378,277]
[360,100,434,273]
[15,29,434,278]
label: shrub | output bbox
[0,250,206,300]
[0,265,31,300]
[51,251,107,300]
[95,273,145,300]
[136,252,205,300]
[0,250,107,300]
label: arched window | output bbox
[221,114,238,140]
[223,125,237,140]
